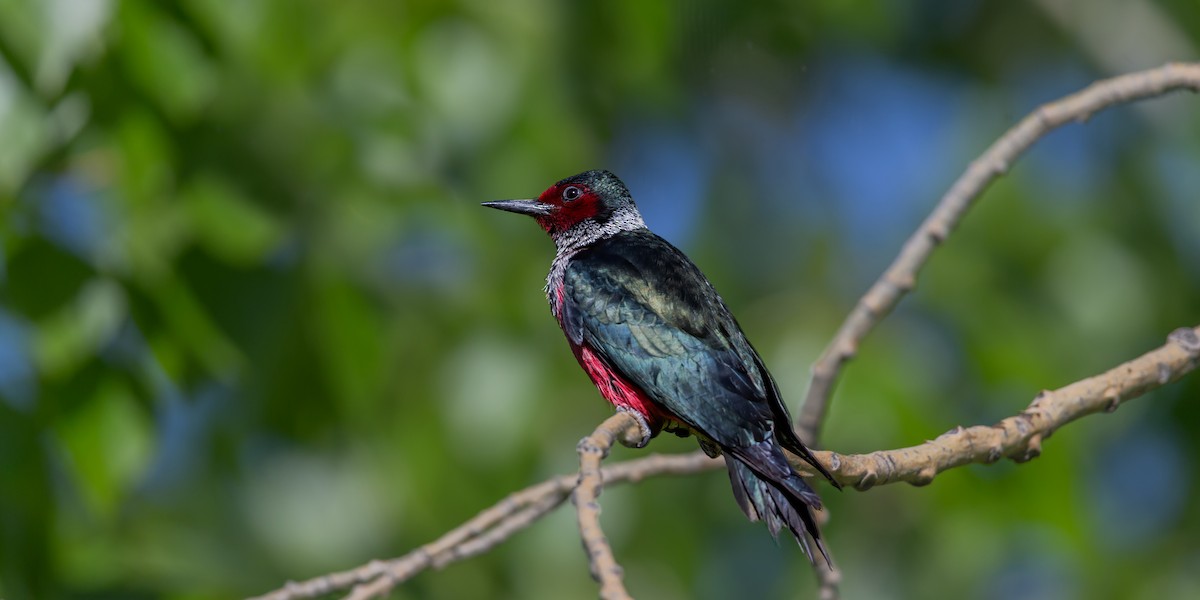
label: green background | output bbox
[1,1,1199,598]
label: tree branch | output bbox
[796,61,1200,445]
[574,412,641,600]
[249,475,577,600]
[250,452,719,600]
[790,326,1200,487]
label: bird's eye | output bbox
[562,186,582,202]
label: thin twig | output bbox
[251,477,576,600]
[574,412,640,600]
[796,61,1200,445]
[251,452,719,600]
[790,326,1200,487]
[342,492,569,600]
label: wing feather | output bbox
[562,231,777,447]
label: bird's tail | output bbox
[725,439,829,565]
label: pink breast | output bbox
[577,344,666,429]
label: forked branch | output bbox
[789,327,1200,485]
[796,61,1200,444]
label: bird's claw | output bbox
[616,407,653,448]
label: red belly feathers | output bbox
[576,344,667,429]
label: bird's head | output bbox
[483,170,645,247]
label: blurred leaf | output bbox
[439,334,541,466]
[145,275,242,380]
[114,109,175,207]
[183,173,284,265]
[117,1,216,123]
[53,375,152,519]
[33,278,125,378]
[1045,233,1153,348]
[0,66,51,195]
[238,450,393,573]
[310,275,385,418]
[413,19,521,143]
[34,0,113,95]
[0,0,41,73]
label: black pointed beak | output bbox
[481,199,553,217]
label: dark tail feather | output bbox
[726,442,830,565]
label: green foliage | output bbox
[0,1,1198,599]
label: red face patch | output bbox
[534,182,604,233]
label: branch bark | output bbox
[796,61,1200,445]
[574,412,642,600]
[250,452,718,600]
[790,326,1200,487]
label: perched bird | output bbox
[483,170,840,561]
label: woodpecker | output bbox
[483,169,840,561]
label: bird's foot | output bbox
[615,407,653,448]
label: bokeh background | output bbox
[1,1,1199,599]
